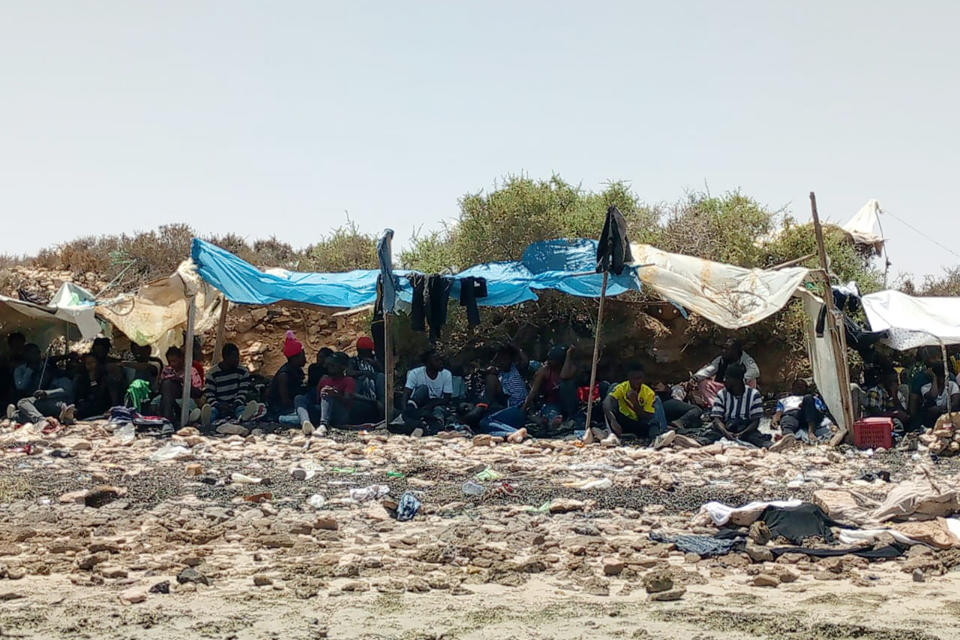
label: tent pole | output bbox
[583,270,609,442]
[942,341,952,415]
[810,192,855,445]
[180,296,197,428]
[211,296,229,366]
[384,311,394,425]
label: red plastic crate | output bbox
[852,417,894,450]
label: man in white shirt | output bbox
[402,349,453,409]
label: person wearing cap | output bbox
[348,336,383,402]
[267,331,307,419]
[523,344,579,428]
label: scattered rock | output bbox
[549,499,585,514]
[184,463,203,477]
[753,573,780,588]
[119,587,147,604]
[149,581,170,594]
[177,567,210,586]
[217,424,249,436]
[643,569,673,594]
[603,558,625,576]
[253,574,273,587]
[314,517,339,531]
[913,569,926,583]
[649,587,686,601]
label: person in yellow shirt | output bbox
[603,363,657,439]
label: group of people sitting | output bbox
[3,325,956,449]
[0,331,261,429]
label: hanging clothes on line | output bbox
[426,275,451,341]
[459,276,488,325]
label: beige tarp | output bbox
[629,243,811,329]
[96,260,222,355]
[628,243,849,430]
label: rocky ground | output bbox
[3,419,960,639]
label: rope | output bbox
[882,209,960,261]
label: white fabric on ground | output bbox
[700,499,803,527]
[629,244,810,329]
[862,290,960,350]
[836,528,918,546]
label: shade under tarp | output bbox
[191,237,642,309]
[0,283,100,348]
[629,243,811,329]
[862,290,960,350]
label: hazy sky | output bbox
[2,1,958,279]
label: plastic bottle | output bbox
[149,443,191,462]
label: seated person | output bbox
[909,348,958,428]
[703,363,770,447]
[267,331,307,418]
[920,369,960,428]
[653,381,703,432]
[10,344,76,424]
[73,352,113,420]
[91,337,124,406]
[524,344,578,428]
[474,344,529,442]
[862,368,910,436]
[772,379,832,443]
[348,336,384,405]
[306,347,335,391]
[120,343,162,388]
[157,346,203,423]
[402,349,453,410]
[201,343,257,426]
[694,339,760,407]
[297,352,355,435]
[600,363,659,443]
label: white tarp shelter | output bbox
[862,290,960,350]
[629,243,851,431]
[0,283,100,348]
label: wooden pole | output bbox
[582,271,609,442]
[383,311,394,425]
[211,296,229,366]
[809,192,855,444]
[942,341,952,415]
[180,296,197,428]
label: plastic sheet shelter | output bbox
[97,260,222,354]
[862,290,960,350]
[190,237,642,309]
[0,283,100,349]
[627,243,850,431]
[629,243,811,329]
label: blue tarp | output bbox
[191,237,641,309]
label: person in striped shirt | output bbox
[705,362,770,447]
[201,343,258,426]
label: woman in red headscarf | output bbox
[267,331,306,418]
